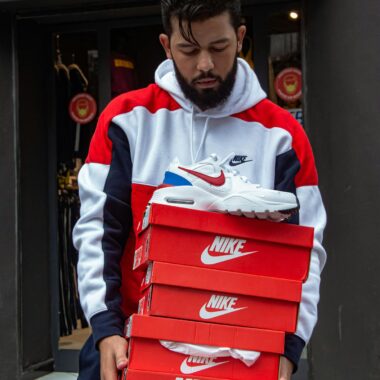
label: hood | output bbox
[155,57,266,118]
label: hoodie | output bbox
[73,58,326,370]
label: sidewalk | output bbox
[37,373,77,379]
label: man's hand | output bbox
[99,335,129,380]
[278,356,294,380]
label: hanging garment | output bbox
[58,165,88,336]
[55,63,73,164]
[111,52,138,98]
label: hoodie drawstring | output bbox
[190,107,195,164]
[194,117,210,163]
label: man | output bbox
[73,1,327,379]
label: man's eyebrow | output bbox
[176,38,231,49]
[209,38,230,45]
[176,42,198,48]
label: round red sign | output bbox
[69,93,97,124]
[275,68,302,102]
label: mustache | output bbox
[191,72,222,84]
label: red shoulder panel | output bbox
[233,99,318,187]
[86,85,181,165]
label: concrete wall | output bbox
[304,0,380,378]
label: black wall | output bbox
[304,0,380,378]
[17,19,53,375]
[0,11,21,380]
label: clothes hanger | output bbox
[68,53,89,91]
[54,34,70,78]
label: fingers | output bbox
[278,356,293,380]
[115,339,129,370]
[278,356,294,380]
[99,335,129,380]
[100,344,118,380]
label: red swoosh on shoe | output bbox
[178,166,226,186]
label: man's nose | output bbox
[197,51,214,72]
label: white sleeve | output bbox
[295,185,327,342]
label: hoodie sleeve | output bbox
[274,115,327,372]
[73,106,133,347]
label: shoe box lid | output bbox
[122,369,231,380]
[139,262,300,332]
[127,337,280,380]
[134,204,314,282]
[143,262,302,302]
[126,314,284,354]
[138,204,313,247]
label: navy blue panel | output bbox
[78,335,100,380]
[275,149,301,225]
[102,122,133,317]
[90,310,125,347]
[284,333,306,373]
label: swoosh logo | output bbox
[199,304,248,320]
[180,358,229,374]
[178,166,225,186]
[201,246,258,265]
[229,158,253,167]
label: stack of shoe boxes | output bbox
[121,203,314,380]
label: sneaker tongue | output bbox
[193,152,236,174]
[193,162,218,175]
[219,152,236,167]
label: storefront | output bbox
[1,0,379,379]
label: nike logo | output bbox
[229,155,253,167]
[199,295,247,320]
[201,248,257,264]
[180,356,229,374]
[178,166,225,186]
[201,236,257,265]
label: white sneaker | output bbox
[151,154,299,220]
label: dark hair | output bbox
[161,0,242,44]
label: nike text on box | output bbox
[127,315,283,379]
[134,204,314,282]
[124,368,231,380]
[138,262,302,332]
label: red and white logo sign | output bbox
[275,68,302,102]
[69,93,97,124]
[199,294,247,320]
[180,356,229,374]
[201,236,257,265]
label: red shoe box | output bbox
[126,315,283,380]
[139,262,302,332]
[134,204,313,282]
[123,369,231,380]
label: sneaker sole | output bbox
[150,186,299,218]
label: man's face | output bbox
[160,12,246,110]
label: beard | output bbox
[173,57,238,111]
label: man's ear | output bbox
[236,25,246,53]
[159,34,173,59]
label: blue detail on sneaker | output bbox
[163,171,192,187]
